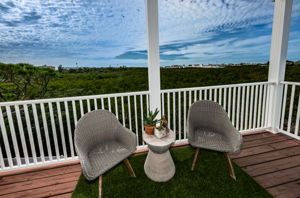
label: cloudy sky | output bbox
[0,0,299,67]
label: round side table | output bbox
[143,130,175,182]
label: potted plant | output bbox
[144,108,159,135]
[155,115,170,138]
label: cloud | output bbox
[115,50,147,60]
[0,0,299,67]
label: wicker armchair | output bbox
[74,109,136,197]
[187,100,243,180]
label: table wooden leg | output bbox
[99,175,103,198]
[224,153,236,180]
[123,158,136,178]
[191,148,200,171]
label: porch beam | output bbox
[267,0,293,132]
[145,0,161,114]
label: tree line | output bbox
[1,62,300,102]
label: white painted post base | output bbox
[265,127,280,134]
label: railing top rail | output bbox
[0,91,150,106]
[161,81,274,93]
[0,81,277,106]
[281,81,300,86]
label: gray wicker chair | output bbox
[187,100,243,180]
[74,109,137,197]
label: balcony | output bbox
[1,0,300,197]
[0,81,300,197]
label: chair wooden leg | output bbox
[123,158,136,178]
[224,153,236,180]
[191,148,200,171]
[99,175,103,198]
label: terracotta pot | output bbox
[144,125,155,135]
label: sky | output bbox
[0,0,299,67]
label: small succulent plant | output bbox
[144,108,159,126]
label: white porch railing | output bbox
[161,81,272,142]
[0,91,149,172]
[279,81,300,140]
[0,81,278,172]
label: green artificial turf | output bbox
[72,146,272,198]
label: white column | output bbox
[145,0,161,115]
[267,0,293,132]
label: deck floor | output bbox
[0,131,299,198]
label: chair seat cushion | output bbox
[87,141,132,178]
[189,128,234,153]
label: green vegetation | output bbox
[46,67,147,98]
[72,146,272,198]
[0,63,56,102]
[1,63,300,101]
[42,65,300,99]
